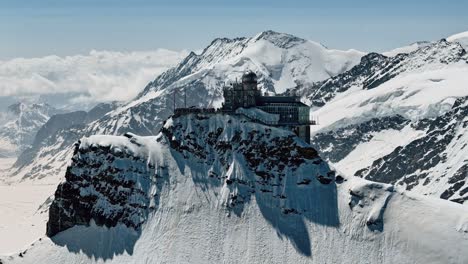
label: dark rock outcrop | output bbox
[47,113,337,237]
[47,141,151,237]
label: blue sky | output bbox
[1,0,467,59]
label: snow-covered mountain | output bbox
[306,39,468,204]
[0,103,121,253]
[141,30,364,97]
[382,30,468,57]
[302,39,466,107]
[2,112,467,263]
[7,30,364,183]
[0,102,61,158]
[2,30,468,262]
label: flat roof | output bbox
[257,96,309,107]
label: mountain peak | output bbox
[7,102,27,115]
[205,37,245,49]
[7,102,57,116]
[413,38,466,59]
[254,30,307,48]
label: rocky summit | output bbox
[47,112,334,237]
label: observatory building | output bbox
[222,71,313,143]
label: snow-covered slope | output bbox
[306,38,468,203]
[448,31,468,50]
[383,41,431,57]
[0,102,61,158]
[8,30,364,184]
[2,113,467,264]
[354,98,468,202]
[0,184,54,254]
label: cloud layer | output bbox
[0,49,187,109]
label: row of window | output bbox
[259,105,309,123]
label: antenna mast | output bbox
[173,89,176,113]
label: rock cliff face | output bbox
[47,112,335,236]
[311,95,468,204]
[46,139,151,236]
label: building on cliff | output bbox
[222,71,314,143]
[174,71,315,143]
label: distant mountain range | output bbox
[0,102,62,158]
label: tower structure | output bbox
[222,71,261,111]
[222,71,314,143]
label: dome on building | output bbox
[242,71,258,84]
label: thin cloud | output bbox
[0,49,187,107]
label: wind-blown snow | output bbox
[383,41,431,57]
[448,31,468,50]
[5,182,468,264]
